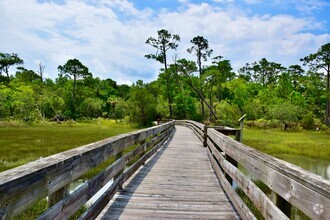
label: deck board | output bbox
[97,125,240,219]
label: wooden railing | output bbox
[177,120,330,220]
[0,121,175,219]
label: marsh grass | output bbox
[243,128,330,161]
[0,119,137,172]
[11,198,87,220]
[0,119,137,219]
[240,128,327,219]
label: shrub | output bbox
[301,113,315,130]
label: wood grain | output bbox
[0,122,174,219]
[97,126,240,219]
[207,127,330,219]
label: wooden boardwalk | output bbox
[97,126,240,219]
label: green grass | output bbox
[243,128,330,161]
[11,198,87,220]
[241,128,328,219]
[0,119,137,172]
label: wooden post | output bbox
[276,193,292,218]
[48,185,69,207]
[238,114,246,143]
[203,125,208,147]
[235,130,241,142]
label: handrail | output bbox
[177,120,330,220]
[0,121,175,219]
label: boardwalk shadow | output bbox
[100,128,176,219]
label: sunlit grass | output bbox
[243,128,330,161]
[0,119,137,172]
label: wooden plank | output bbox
[207,149,256,220]
[97,126,240,219]
[208,128,330,219]
[79,126,175,219]
[0,122,174,218]
[39,139,159,219]
[208,139,289,220]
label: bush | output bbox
[245,119,280,129]
[301,113,315,130]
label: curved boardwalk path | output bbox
[97,125,240,219]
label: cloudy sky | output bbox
[1,0,329,84]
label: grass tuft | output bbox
[0,119,137,172]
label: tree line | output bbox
[0,30,329,129]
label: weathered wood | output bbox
[207,127,330,219]
[79,127,175,219]
[203,125,208,147]
[208,139,289,220]
[2,119,328,220]
[238,114,246,142]
[207,148,256,220]
[0,122,174,219]
[224,154,238,186]
[47,185,69,208]
[39,152,127,219]
[177,120,205,142]
[97,126,240,219]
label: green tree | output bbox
[0,85,13,118]
[12,85,35,121]
[301,71,326,120]
[276,72,293,99]
[187,36,213,118]
[15,67,41,83]
[204,57,235,120]
[79,97,104,118]
[0,52,24,80]
[128,80,157,126]
[287,64,305,90]
[176,58,217,120]
[145,29,180,118]
[113,98,127,122]
[301,43,330,126]
[268,102,301,130]
[239,58,285,86]
[57,59,91,116]
[176,93,199,120]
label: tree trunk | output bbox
[163,48,173,119]
[284,121,288,130]
[326,66,330,126]
[197,52,205,118]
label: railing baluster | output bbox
[48,185,69,208]
[275,193,292,218]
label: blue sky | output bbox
[1,0,329,84]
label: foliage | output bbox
[128,80,157,126]
[0,119,136,172]
[1,42,330,129]
[173,91,198,120]
[145,29,180,118]
[58,59,91,117]
[0,52,24,79]
[268,102,301,130]
[301,43,330,126]
[79,97,104,118]
[187,35,213,118]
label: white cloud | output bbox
[244,0,262,4]
[213,0,234,3]
[275,0,330,13]
[0,0,329,84]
